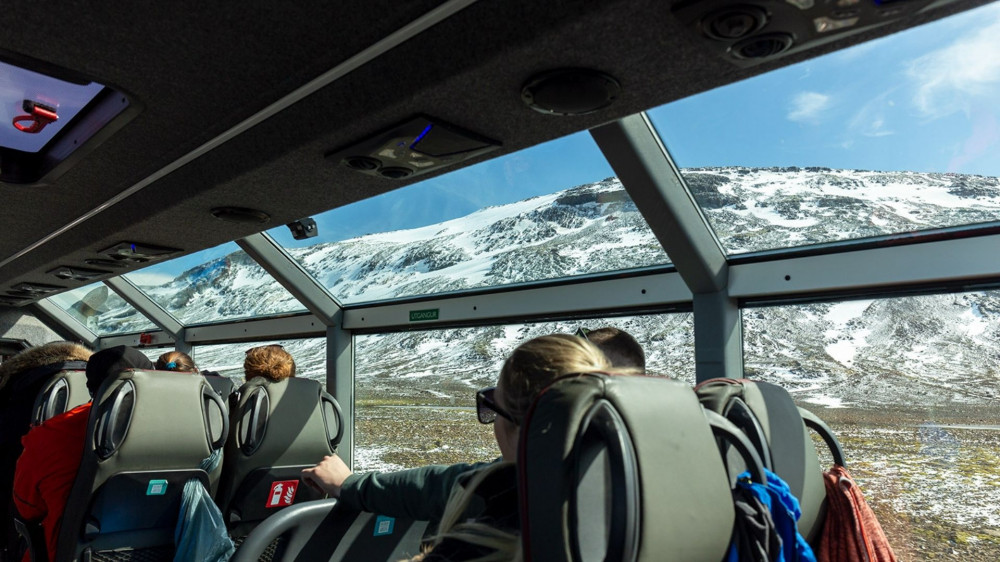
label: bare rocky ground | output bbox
[815,406,1000,561]
[355,399,1000,561]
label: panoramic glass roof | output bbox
[46,282,157,336]
[123,242,305,325]
[649,2,1000,256]
[1,60,104,153]
[268,131,671,304]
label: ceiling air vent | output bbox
[731,33,795,59]
[99,242,181,264]
[673,0,952,67]
[329,115,500,180]
[84,258,128,269]
[0,295,32,306]
[48,265,109,281]
[11,282,64,295]
[701,5,768,40]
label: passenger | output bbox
[155,350,198,372]
[169,356,235,562]
[301,333,615,557]
[155,349,237,401]
[575,326,646,373]
[12,345,151,562]
[0,342,91,562]
[243,344,295,382]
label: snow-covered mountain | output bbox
[79,167,1000,408]
[284,178,667,302]
[685,167,1000,254]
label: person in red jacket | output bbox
[12,345,153,562]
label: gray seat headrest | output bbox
[519,373,735,562]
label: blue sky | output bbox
[651,2,1000,174]
[129,2,1000,286]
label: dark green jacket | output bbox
[338,461,494,524]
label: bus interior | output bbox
[1,0,999,559]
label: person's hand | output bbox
[301,454,353,497]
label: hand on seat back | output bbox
[301,454,353,498]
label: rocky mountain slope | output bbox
[76,167,1000,407]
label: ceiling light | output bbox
[210,207,271,223]
[521,69,621,116]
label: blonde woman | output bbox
[303,334,615,561]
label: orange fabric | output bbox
[816,465,897,562]
[13,403,90,562]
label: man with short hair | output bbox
[576,326,646,373]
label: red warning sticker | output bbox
[265,480,298,508]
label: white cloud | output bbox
[787,91,831,123]
[847,91,896,137]
[907,9,1000,118]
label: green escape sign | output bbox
[409,309,439,322]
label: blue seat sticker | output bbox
[374,515,395,536]
[146,479,168,496]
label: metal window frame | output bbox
[592,114,742,382]
[104,277,188,352]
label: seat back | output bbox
[32,370,90,425]
[2,364,87,562]
[518,373,738,562]
[217,377,343,536]
[201,372,237,402]
[231,500,428,562]
[56,369,228,562]
[695,378,840,545]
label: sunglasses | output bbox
[475,386,516,425]
[245,344,284,355]
[574,327,592,341]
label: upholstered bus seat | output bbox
[32,369,90,425]
[518,373,747,562]
[201,372,237,402]
[54,369,228,562]
[230,500,428,562]
[3,366,87,562]
[216,377,343,537]
[696,378,843,546]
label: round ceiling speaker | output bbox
[521,69,621,116]
[702,5,768,40]
[210,207,271,223]
[730,33,794,60]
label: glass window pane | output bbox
[649,2,1000,256]
[192,338,326,388]
[123,242,306,325]
[268,131,671,304]
[45,282,157,335]
[744,292,1000,559]
[138,347,165,364]
[354,313,693,472]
